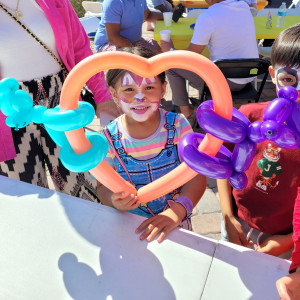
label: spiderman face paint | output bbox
[276,66,300,100]
[115,72,163,122]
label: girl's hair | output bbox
[105,45,166,88]
[271,23,300,70]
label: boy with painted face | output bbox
[97,46,206,243]
[272,24,300,300]
[217,24,300,267]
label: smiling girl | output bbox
[97,46,206,243]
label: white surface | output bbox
[82,1,102,17]
[79,16,100,37]
[0,176,291,299]
[163,12,173,26]
[202,241,291,300]
[186,8,205,18]
[257,7,300,16]
[0,176,216,300]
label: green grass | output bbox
[70,0,98,18]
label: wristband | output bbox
[175,196,193,220]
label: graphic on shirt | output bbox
[256,143,282,191]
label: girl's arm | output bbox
[136,174,206,243]
[217,179,250,247]
[97,182,139,211]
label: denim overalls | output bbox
[105,111,182,218]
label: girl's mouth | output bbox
[131,106,150,114]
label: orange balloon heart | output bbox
[59,51,232,203]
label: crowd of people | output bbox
[1,0,299,298]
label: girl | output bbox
[97,46,206,243]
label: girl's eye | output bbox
[282,78,293,83]
[124,87,134,92]
[145,86,154,90]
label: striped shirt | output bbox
[103,109,192,169]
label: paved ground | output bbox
[49,3,283,240]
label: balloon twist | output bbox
[0,78,108,172]
[179,86,300,190]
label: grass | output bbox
[70,0,98,18]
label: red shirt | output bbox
[232,102,300,235]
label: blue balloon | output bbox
[59,132,108,173]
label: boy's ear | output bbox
[269,66,277,85]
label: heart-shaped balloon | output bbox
[59,51,233,203]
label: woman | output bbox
[0,0,111,202]
[94,0,163,52]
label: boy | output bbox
[218,24,300,259]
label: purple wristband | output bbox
[175,196,193,219]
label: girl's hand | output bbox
[224,216,252,248]
[135,203,186,243]
[254,234,293,257]
[276,269,300,300]
[111,192,139,211]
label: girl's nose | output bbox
[135,92,145,102]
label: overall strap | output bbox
[105,120,127,157]
[164,111,177,148]
[102,122,134,185]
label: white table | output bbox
[0,176,291,299]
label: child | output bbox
[97,46,206,243]
[217,23,300,258]
[274,23,300,300]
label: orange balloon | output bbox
[59,51,232,202]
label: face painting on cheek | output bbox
[276,66,300,99]
[119,72,161,122]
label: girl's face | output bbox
[269,65,300,101]
[110,72,166,122]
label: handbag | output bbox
[0,3,97,110]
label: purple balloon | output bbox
[263,98,293,124]
[231,138,257,173]
[229,172,248,190]
[197,102,247,144]
[179,133,233,179]
[278,85,298,101]
[274,125,300,149]
[182,145,233,179]
[260,120,282,141]
[248,121,265,143]
[286,101,300,136]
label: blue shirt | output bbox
[94,0,148,51]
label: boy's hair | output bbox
[271,23,300,70]
[106,45,166,88]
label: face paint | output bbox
[120,72,156,103]
[276,66,300,99]
[117,72,161,122]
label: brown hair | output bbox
[105,45,166,88]
[271,23,300,70]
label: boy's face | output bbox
[269,65,300,101]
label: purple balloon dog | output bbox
[179,86,300,190]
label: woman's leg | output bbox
[166,68,203,118]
